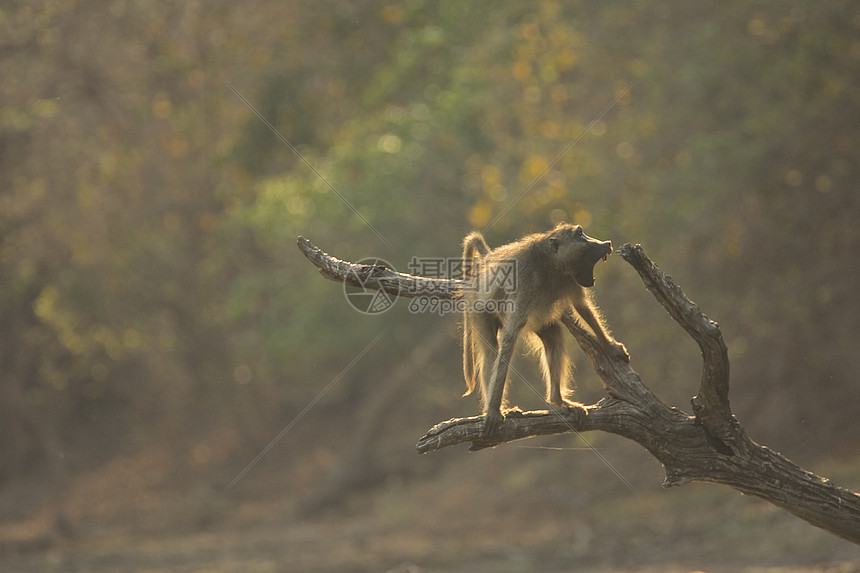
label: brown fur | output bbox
[461,224,628,433]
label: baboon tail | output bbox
[462,311,477,396]
[462,231,490,280]
[461,231,489,396]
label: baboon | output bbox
[461,223,628,434]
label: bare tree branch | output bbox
[619,244,734,449]
[297,236,461,299]
[297,236,860,545]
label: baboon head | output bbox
[548,224,612,287]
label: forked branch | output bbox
[298,237,860,545]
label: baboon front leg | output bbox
[484,320,523,434]
[536,322,573,408]
[573,299,629,361]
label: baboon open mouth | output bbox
[577,245,611,287]
[598,245,612,266]
[591,252,609,282]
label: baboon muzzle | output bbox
[574,239,612,288]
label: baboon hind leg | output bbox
[536,321,572,408]
[484,318,524,433]
[473,315,500,411]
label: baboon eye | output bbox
[549,237,559,251]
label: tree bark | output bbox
[297,236,860,545]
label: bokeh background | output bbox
[2,1,860,571]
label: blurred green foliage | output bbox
[1,0,859,483]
